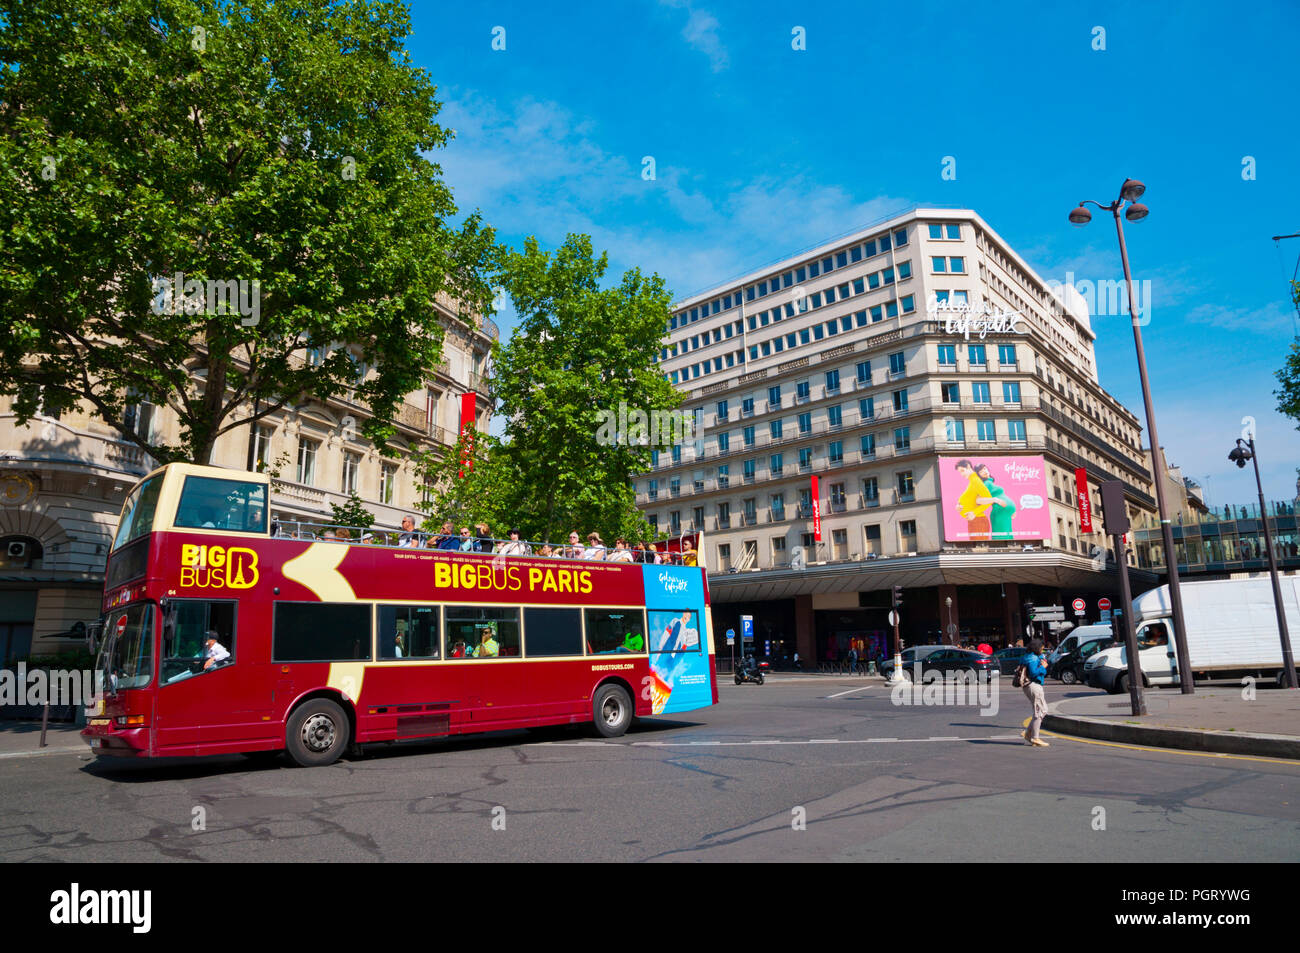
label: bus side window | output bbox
[163,600,237,683]
[378,605,441,660]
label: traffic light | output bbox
[1024,601,1035,622]
[892,585,903,608]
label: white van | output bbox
[1048,624,1113,665]
[1084,577,1300,693]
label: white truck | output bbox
[1083,577,1300,693]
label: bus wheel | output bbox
[593,684,633,738]
[286,698,349,767]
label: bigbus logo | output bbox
[179,544,259,589]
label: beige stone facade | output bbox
[0,297,493,660]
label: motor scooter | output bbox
[734,657,765,685]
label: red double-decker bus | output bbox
[83,464,718,766]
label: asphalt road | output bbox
[3,676,1297,862]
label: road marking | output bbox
[540,735,1026,748]
[1040,729,1300,766]
[826,685,873,698]
[0,745,88,760]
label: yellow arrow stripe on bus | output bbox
[282,543,357,602]
[328,663,366,704]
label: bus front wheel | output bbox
[592,684,633,738]
[286,698,350,767]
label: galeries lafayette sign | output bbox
[928,298,1026,339]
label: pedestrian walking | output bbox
[1016,637,1050,747]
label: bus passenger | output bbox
[563,532,583,559]
[497,529,529,556]
[537,543,556,558]
[608,538,634,563]
[398,516,421,548]
[584,533,606,560]
[473,626,499,658]
[680,538,698,567]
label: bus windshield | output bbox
[112,475,164,551]
[100,603,155,691]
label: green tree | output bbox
[0,0,497,464]
[330,493,376,534]
[1274,281,1300,427]
[452,234,681,544]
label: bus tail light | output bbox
[115,715,147,728]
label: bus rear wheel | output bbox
[592,684,633,738]
[286,698,350,767]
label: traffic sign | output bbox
[1100,609,1112,623]
[888,610,899,627]
[1032,605,1066,622]
[115,615,127,638]
[740,615,754,642]
[1072,598,1086,614]
[945,622,957,637]
[725,628,735,646]
[1098,597,1112,612]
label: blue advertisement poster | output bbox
[643,566,712,714]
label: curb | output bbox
[1042,708,1300,761]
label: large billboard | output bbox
[939,455,1050,542]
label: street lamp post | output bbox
[1067,179,1194,693]
[945,595,954,645]
[1229,438,1298,688]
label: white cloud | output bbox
[659,0,730,72]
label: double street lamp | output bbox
[1067,179,1195,693]
[1228,437,1298,688]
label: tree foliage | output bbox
[0,0,497,464]
[423,234,680,544]
[330,492,376,533]
[1274,281,1300,428]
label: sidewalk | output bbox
[1044,687,1300,760]
[0,721,88,759]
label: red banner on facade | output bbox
[459,391,477,478]
[811,475,821,541]
[1074,467,1094,533]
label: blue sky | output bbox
[407,0,1300,504]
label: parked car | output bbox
[877,644,946,680]
[993,647,1028,674]
[883,647,999,682]
[1049,636,1115,685]
[1047,624,1113,666]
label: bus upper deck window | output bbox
[175,476,268,533]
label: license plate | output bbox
[88,738,101,748]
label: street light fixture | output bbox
[1229,438,1298,688]
[1066,178,1195,693]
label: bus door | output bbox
[157,599,274,750]
[367,604,458,740]
[445,606,525,727]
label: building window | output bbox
[252,425,273,471]
[860,433,876,458]
[828,440,843,464]
[894,228,908,247]
[897,471,914,499]
[1008,419,1027,441]
[1003,382,1022,404]
[946,224,960,239]
[941,382,960,403]
[932,256,947,273]
[830,482,846,508]
[770,419,783,440]
[771,536,787,561]
[670,477,681,497]
[799,447,813,471]
[342,451,360,496]
[945,418,966,441]
[718,543,732,570]
[743,459,756,482]
[968,344,987,366]
[771,493,785,520]
[938,345,956,366]
[863,477,879,504]
[864,524,882,554]
[768,385,781,409]
[928,224,943,239]
[297,438,318,485]
[672,445,681,464]
[859,396,874,420]
[886,301,899,319]
[828,404,842,428]
[380,463,396,504]
[977,419,996,441]
[892,389,908,412]
[796,380,810,402]
[950,257,965,273]
[825,369,840,393]
[770,453,783,477]
[647,479,659,501]
[742,397,754,417]
[716,399,729,421]
[889,351,906,375]
[894,427,911,451]
[899,520,917,549]
[718,431,730,453]
[972,382,991,404]
[856,361,871,385]
[798,412,812,434]
[901,295,915,313]
[717,464,729,489]
[998,344,1017,367]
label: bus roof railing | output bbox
[269,520,699,565]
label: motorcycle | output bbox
[735,658,765,685]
